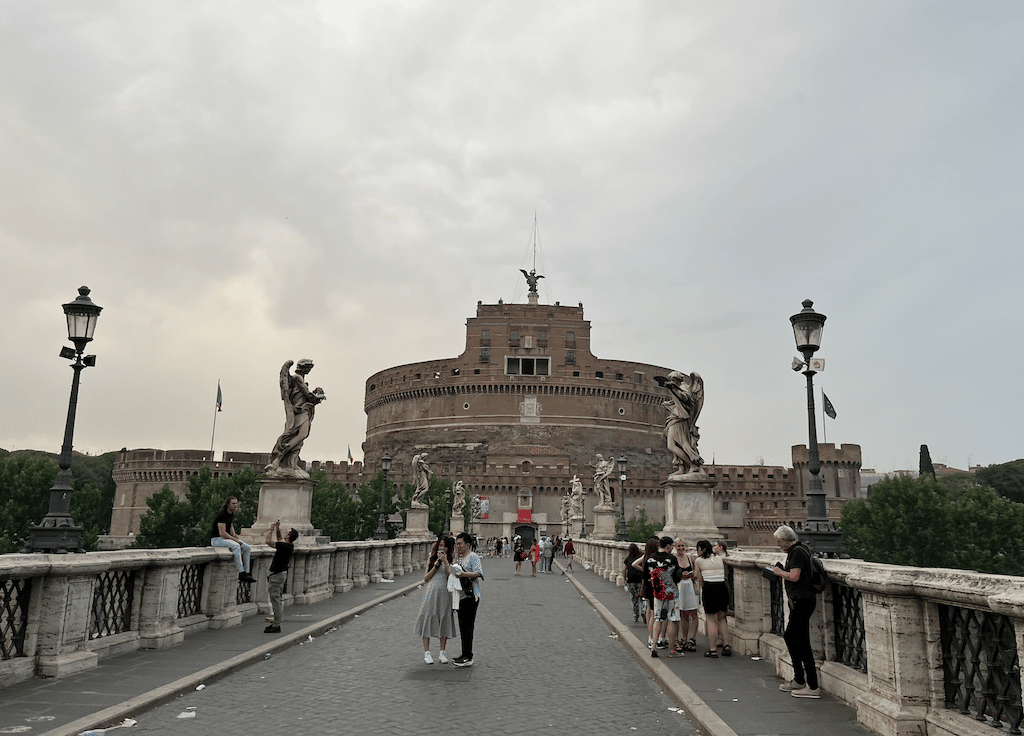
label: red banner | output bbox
[518,509,532,523]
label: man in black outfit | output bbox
[452,532,483,667]
[264,521,298,634]
[770,525,820,698]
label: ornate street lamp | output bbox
[790,299,845,558]
[373,453,392,540]
[615,455,629,541]
[26,287,103,553]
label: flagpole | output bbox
[210,380,220,459]
[821,388,827,444]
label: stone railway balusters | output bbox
[0,538,423,689]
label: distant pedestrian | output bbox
[694,539,731,658]
[622,543,644,622]
[771,525,820,698]
[529,539,540,576]
[452,532,483,667]
[210,497,255,583]
[563,538,575,571]
[674,539,699,652]
[542,536,555,573]
[415,537,457,664]
[263,521,298,634]
[495,537,503,557]
[513,537,526,575]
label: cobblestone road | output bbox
[127,559,696,736]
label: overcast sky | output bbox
[1,2,1021,475]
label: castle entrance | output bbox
[513,524,536,547]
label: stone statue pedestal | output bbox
[590,507,618,540]
[401,506,432,539]
[449,516,465,535]
[243,477,323,543]
[661,478,720,542]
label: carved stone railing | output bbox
[0,538,431,688]
[571,539,1024,736]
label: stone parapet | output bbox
[0,538,431,688]
[569,540,1024,736]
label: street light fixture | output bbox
[373,453,392,540]
[26,287,103,553]
[579,485,588,539]
[615,455,629,541]
[789,299,845,558]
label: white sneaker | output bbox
[423,651,433,664]
[438,651,449,664]
[792,686,821,699]
[779,680,802,692]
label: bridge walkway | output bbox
[0,555,870,736]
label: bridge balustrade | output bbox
[0,538,431,689]
[572,538,1024,736]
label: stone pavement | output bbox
[562,559,873,736]
[0,554,874,736]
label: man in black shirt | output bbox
[211,497,256,583]
[770,525,820,698]
[264,520,298,634]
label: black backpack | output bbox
[808,553,830,594]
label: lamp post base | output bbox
[25,522,83,553]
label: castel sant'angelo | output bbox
[107,269,861,548]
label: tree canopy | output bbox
[839,474,1024,575]
[0,450,112,553]
[134,466,260,548]
[973,459,1024,505]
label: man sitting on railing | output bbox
[211,497,256,584]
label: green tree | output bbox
[133,466,260,548]
[839,474,1024,575]
[310,469,385,541]
[625,507,665,543]
[0,452,108,553]
[974,459,1024,504]
[919,444,935,479]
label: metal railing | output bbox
[769,576,785,636]
[90,569,136,640]
[0,577,30,660]
[177,563,205,619]
[831,583,866,672]
[940,603,1023,733]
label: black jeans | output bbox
[784,597,818,689]
[457,597,479,660]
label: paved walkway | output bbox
[0,555,872,736]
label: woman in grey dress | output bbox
[415,537,458,664]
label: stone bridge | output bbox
[0,538,1021,736]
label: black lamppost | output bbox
[615,455,629,541]
[26,287,103,553]
[373,453,392,540]
[790,299,845,558]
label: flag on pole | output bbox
[347,445,354,463]
[823,392,836,419]
[216,382,223,412]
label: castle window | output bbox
[635,372,643,384]
[509,329,519,347]
[572,371,580,377]
[507,357,549,376]
[722,501,730,512]
[369,383,376,391]
[595,371,604,378]
[480,348,490,363]
[566,350,575,364]
[615,373,623,381]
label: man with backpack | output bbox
[769,525,820,699]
